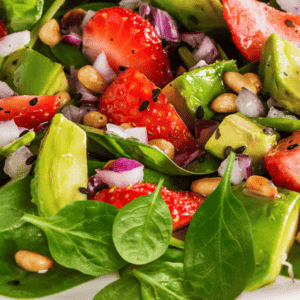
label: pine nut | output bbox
[39,19,61,47]
[83,111,107,128]
[15,250,54,272]
[61,8,86,30]
[191,177,222,196]
[55,91,71,106]
[148,139,175,159]
[210,93,237,113]
[223,72,257,95]
[244,73,263,93]
[78,65,107,94]
[245,175,279,198]
[119,123,132,129]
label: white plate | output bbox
[0,274,299,300]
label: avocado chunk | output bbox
[204,113,280,173]
[0,47,68,95]
[162,60,238,129]
[259,33,300,115]
[31,114,88,217]
[232,183,300,291]
[145,0,226,32]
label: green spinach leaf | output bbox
[22,201,127,276]
[113,178,173,265]
[184,152,255,300]
[80,125,219,176]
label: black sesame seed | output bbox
[110,38,113,41]
[131,50,135,54]
[19,130,30,138]
[139,100,149,111]
[29,97,38,106]
[12,59,18,65]
[196,105,204,119]
[25,155,37,165]
[287,144,299,150]
[188,14,199,25]
[79,187,89,194]
[197,151,206,162]
[95,183,109,191]
[0,107,3,111]
[283,72,288,76]
[7,281,20,286]
[224,146,233,157]
[289,140,294,143]
[263,127,275,135]
[215,128,221,140]
[5,111,11,113]
[119,66,127,71]
[235,145,246,154]
[152,88,161,102]
[285,19,296,27]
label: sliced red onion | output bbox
[180,32,205,49]
[0,81,17,99]
[0,120,22,148]
[88,174,104,194]
[93,52,117,84]
[218,154,252,185]
[4,146,33,178]
[61,32,82,48]
[236,87,266,117]
[61,105,96,123]
[96,158,144,188]
[80,10,97,30]
[76,80,99,103]
[119,0,142,10]
[195,119,219,148]
[106,123,148,143]
[277,0,300,15]
[139,3,180,42]
[266,106,298,119]
[173,149,201,168]
[0,30,31,57]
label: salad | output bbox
[1,0,300,299]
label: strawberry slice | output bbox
[0,19,6,38]
[0,95,59,129]
[82,6,173,88]
[98,67,198,154]
[90,182,204,231]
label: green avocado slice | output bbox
[232,183,300,291]
[31,114,88,217]
[259,33,300,115]
[0,47,68,95]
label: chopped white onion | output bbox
[4,146,33,178]
[192,35,219,64]
[61,105,86,123]
[277,0,300,15]
[0,120,22,148]
[93,52,117,84]
[80,10,97,30]
[0,30,31,57]
[106,124,148,143]
[180,32,205,49]
[76,80,99,102]
[218,154,252,185]
[266,107,298,119]
[236,87,266,117]
[0,81,17,99]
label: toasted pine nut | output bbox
[119,123,132,129]
[15,250,54,272]
[210,93,237,113]
[245,175,279,198]
[244,73,263,93]
[83,111,107,128]
[191,177,222,196]
[78,65,107,94]
[148,139,175,159]
[39,19,61,47]
[55,91,71,106]
[223,72,257,95]
[61,8,86,30]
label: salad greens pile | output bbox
[2,0,300,300]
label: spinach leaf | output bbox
[80,125,219,176]
[93,275,142,300]
[113,178,173,265]
[184,152,255,300]
[250,117,300,132]
[0,175,95,299]
[0,0,44,33]
[22,201,127,276]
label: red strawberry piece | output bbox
[98,67,198,154]
[0,19,6,38]
[82,6,173,88]
[0,95,59,129]
[90,182,205,231]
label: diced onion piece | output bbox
[277,0,300,15]
[61,32,82,48]
[61,105,88,123]
[80,10,96,30]
[218,154,252,185]
[0,120,22,148]
[0,81,17,99]
[139,3,180,42]
[88,174,104,194]
[76,80,99,102]
[236,87,266,117]
[0,30,31,57]
[4,146,33,178]
[267,107,298,119]
[180,32,205,49]
[173,149,201,168]
[96,158,144,188]
[195,119,219,148]
[93,52,117,84]
[192,35,220,64]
